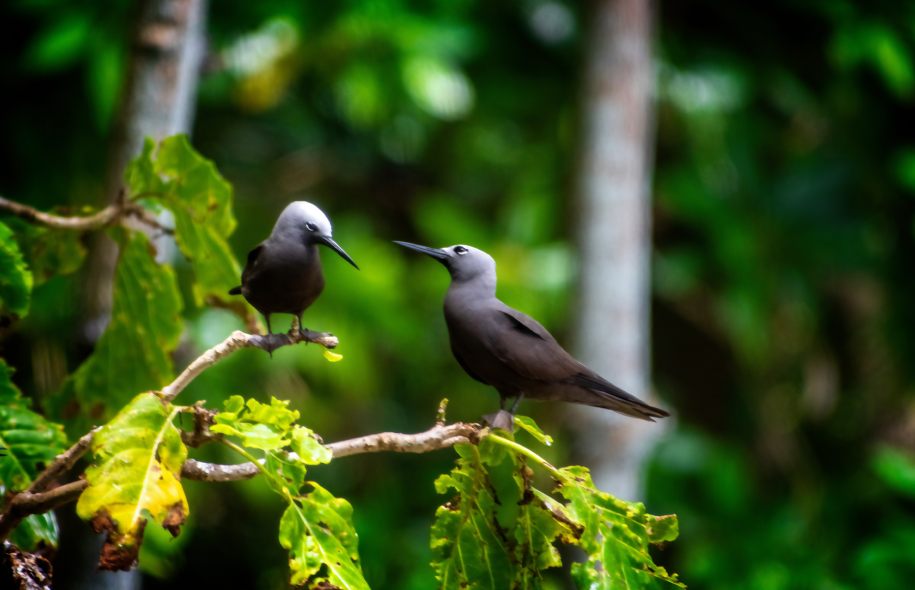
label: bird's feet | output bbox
[289,316,312,341]
[252,331,280,357]
[482,410,514,432]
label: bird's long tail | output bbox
[567,373,670,421]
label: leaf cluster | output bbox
[431,419,683,590]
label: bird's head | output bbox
[394,242,496,284]
[274,201,358,269]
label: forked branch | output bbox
[0,193,170,234]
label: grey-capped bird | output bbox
[230,201,358,334]
[394,241,669,421]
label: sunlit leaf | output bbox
[431,437,563,589]
[513,414,553,446]
[323,349,343,362]
[279,482,368,589]
[558,465,683,589]
[213,396,330,465]
[76,393,188,570]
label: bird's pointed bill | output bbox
[319,236,359,269]
[393,241,449,261]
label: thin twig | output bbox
[28,429,98,493]
[182,459,260,482]
[181,421,482,482]
[0,194,169,234]
[0,196,121,230]
[0,429,98,541]
[0,480,90,542]
[160,329,339,402]
[327,421,480,458]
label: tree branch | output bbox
[182,421,483,482]
[0,194,170,234]
[0,430,98,541]
[28,430,98,493]
[160,329,339,402]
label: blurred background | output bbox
[3,0,915,588]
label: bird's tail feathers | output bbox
[568,373,670,421]
[228,286,242,296]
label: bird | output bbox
[229,201,358,336]
[394,241,669,423]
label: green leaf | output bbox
[873,446,915,498]
[213,396,331,464]
[432,431,683,589]
[125,135,240,306]
[57,230,183,424]
[557,465,683,589]
[431,438,563,589]
[512,414,553,446]
[0,220,33,321]
[76,393,188,570]
[23,14,91,71]
[214,395,360,587]
[1,219,87,286]
[0,360,68,549]
[279,482,369,589]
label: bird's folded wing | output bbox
[485,308,582,382]
[240,244,265,284]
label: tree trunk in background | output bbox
[572,0,664,500]
[85,0,207,340]
[76,1,206,588]
[105,0,207,200]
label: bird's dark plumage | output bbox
[394,241,669,421]
[230,201,358,335]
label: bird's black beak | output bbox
[318,235,359,269]
[393,241,450,263]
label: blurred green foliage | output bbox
[3,0,915,588]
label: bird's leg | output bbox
[509,393,525,415]
[262,314,276,358]
[484,393,515,431]
[293,313,309,338]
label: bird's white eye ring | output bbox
[305,222,318,232]
[454,246,468,255]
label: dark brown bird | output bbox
[394,241,669,421]
[230,201,358,334]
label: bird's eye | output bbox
[305,222,318,232]
[454,246,468,255]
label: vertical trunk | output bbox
[105,0,207,200]
[85,0,207,338]
[572,0,664,499]
[76,2,206,587]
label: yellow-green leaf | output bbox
[77,393,188,570]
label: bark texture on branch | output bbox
[0,194,172,234]
[181,421,480,482]
[161,329,339,401]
